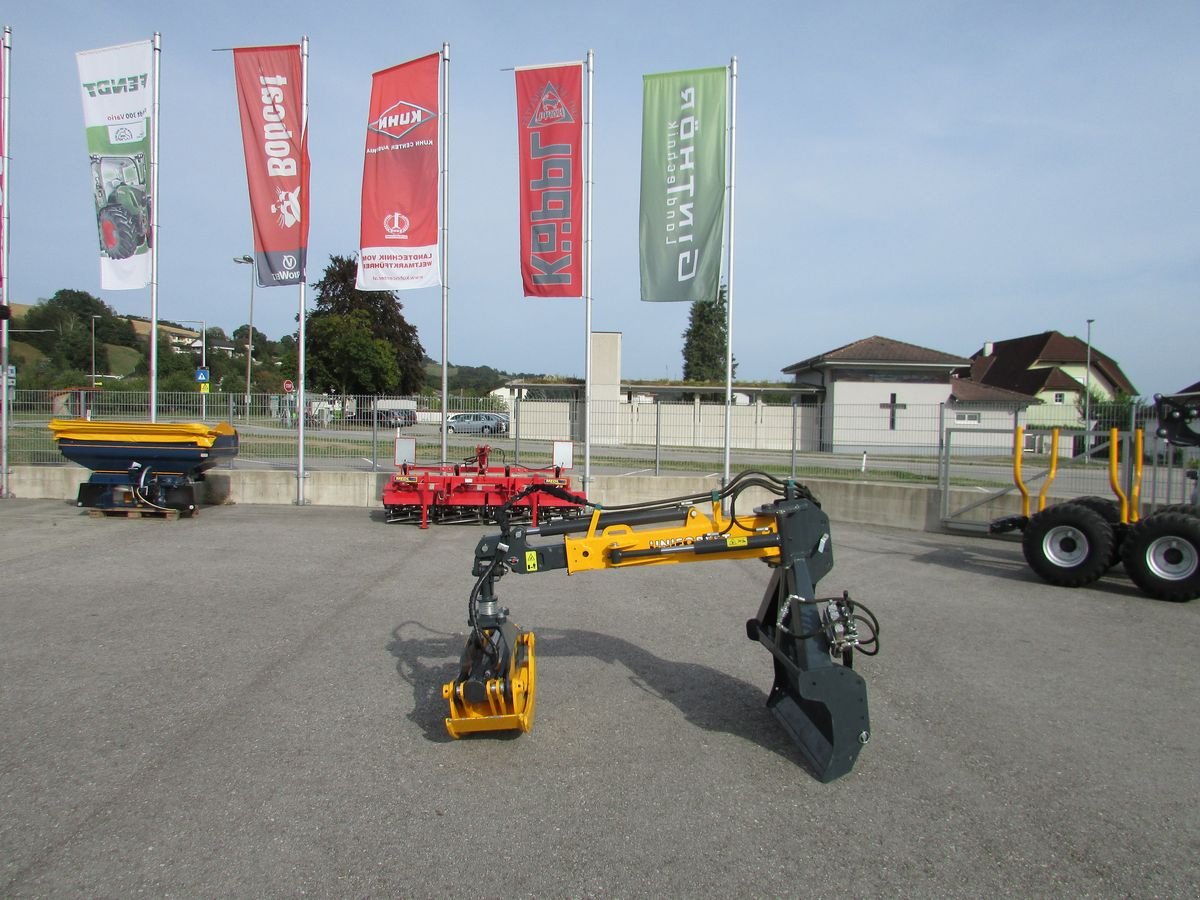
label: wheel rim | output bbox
[1042,524,1089,567]
[1145,535,1199,581]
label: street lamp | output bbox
[234,255,255,417]
[90,315,101,388]
[1084,318,1095,461]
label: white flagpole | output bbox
[296,35,309,505]
[722,56,738,487]
[1,25,11,498]
[149,32,161,422]
[583,50,593,488]
[440,41,450,464]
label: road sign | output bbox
[195,367,210,383]
[200,383,210,394]
[283,379,294,394]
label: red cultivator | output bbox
[382,445,587,528]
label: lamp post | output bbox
[1084,318,1094,462]
[178,319,207,420]
[234,255,255,418]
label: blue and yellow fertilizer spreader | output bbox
[49,419,238,517]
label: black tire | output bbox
[1022,504,1115,587]
[446,426,455,434]
[1150,503,1200,518]
[481,426,492,435]
[1120,512,1200,602]
[1071,496,1125,567]
[98,203,140,259]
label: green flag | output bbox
[639,67,726,302]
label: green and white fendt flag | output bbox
[77,40,154,290]
[639,66,726,302]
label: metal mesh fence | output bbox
[7,391,1197,503]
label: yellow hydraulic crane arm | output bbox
[442,472,879,783]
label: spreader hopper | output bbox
[50,419,238,516]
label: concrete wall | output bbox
[517,399,820,452]
[8,464,1022,533]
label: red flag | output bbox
[233,45,309,287]
[356,53,441,291]
[0,36,6,293]
[515,63,583,298]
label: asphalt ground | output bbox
[0,499,1196,898]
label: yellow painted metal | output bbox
[1013,426,1030,518]
[1108,427,1129,523]
[1036,428,1060,512]
[562,503,782,573]
[443,631,537,738]
[1130,429,1144,523]
[49,419,236,447]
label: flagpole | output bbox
[722,56,737,488]
[583,50,593,489]
[149,32,161,422]
[1,25,11,498]
[440,41,450,464]
[296,34,309,505]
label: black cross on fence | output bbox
[879,393,907,430]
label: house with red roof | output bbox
[966,330,1137,427]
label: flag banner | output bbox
[515,62,583,297]
[356,52,441,291]
[233,45,309,288]
[639,66,726,302]
[76,40,154,291]
[0,35,7,292]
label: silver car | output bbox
[441,412,508,435]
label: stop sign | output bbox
[283,379,294,394]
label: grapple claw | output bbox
[443,628,536,738]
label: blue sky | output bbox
[4,1,1197,394]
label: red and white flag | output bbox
[515,62,583,298]
[0,32,7,293]
[356,52,441,291]
[233,45,309,287]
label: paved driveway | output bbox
[0,500,1195,897]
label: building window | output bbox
[955,412,981,424]
[1053,392,1065,404]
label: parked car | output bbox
[343,409,413,428]
[441,412,508,435]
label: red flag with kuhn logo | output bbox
[515,63,583,298]
[233,45,309,287]
[356,52,441,291]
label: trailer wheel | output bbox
[1071,496,1125,567]
[1150,503,1200,518]
[1022,504,1114,587]
[1120,512,1200,602]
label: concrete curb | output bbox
[7,464,1023,532]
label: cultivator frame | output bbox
[382,444,587,528]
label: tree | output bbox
[309,254,425,393]
[15,289,137,380]
[681,284,737,382]
[306,311,401,395]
